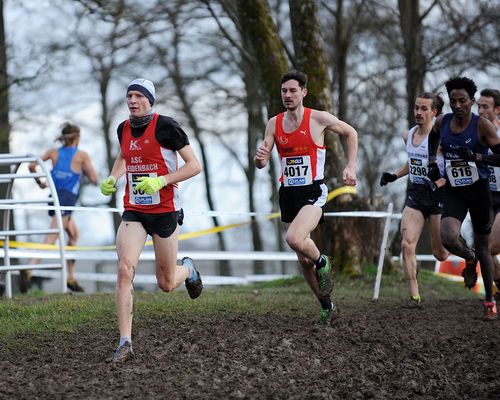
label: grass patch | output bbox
[0,265,478,347]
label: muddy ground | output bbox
[0,298,498,400]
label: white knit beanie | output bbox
[127,78,156,105]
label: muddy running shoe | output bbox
[111,342,134,363]
[316,255,334,298]
[183,257,203,299]
[494,280,500,302]
[483,301,497,321]
[402,296,423,309]
[461,258,478,289]
[317,300,337,326]
[318,309,330,325]
[19,270,32,294]
[67,279,85,292]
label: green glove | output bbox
[136,176,167,195]
[100,176,117,196]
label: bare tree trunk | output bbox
[398,0,425,129]
[289,0,348,185]
[235,0,289,257]
[241,60,265,273]
[235,0,289,118]
[289,0,382,275]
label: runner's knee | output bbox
[285,232,305,252]
[432,249,448,262]
[401,237,416,257]
[117,260,135,286]
[157,278,175,292]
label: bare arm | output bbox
[393,131,410,179]
[108,152,127,181]
[254,117,276,169]
[478,117,500,148]
[81,151,99,185]
[394,163,409,178]
[321,111,358,186]
[29,149,55,188]
[163,145,202,185]
[456,118,500,166]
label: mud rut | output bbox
[1,298,499,399]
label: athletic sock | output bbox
[319,297,332,310]
[188,265,196,281]
[315,255,327,269]
[119,336,131,347]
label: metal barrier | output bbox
[0,154,67,298]
[0,170,401,299]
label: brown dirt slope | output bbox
[0,298,499,399]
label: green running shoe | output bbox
[318,308,330,325]
[401,296,423,309]
[316,255,334,297]
[317,300,337,325]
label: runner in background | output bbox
[477,89,500,298]
[428,77,500,320]
[380,92,449,308]
[26,122,98,293]
[255,70,358,325]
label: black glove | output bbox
[380,172,397,186]
[451,145,476,162]
[427,162,440,182]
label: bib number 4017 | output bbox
[284,165,308,177]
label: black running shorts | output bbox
[406,183,444,219]
[491,191,500,215]
[442,179,492,235]
[49,190,78,217]
[278,181,327,223]
[122,209,184,238]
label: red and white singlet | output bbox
[275,108,326,186]
[120,114,180,213]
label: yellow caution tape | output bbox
[1,185,356,251]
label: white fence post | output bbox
[373,202,394,300]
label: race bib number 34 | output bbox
[282,156,313,186]
[128,173,161,205]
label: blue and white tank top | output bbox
[50,146,81,195]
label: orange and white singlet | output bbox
[120,114,180,213]
[275,108,326,187]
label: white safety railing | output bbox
[0,196,404,299]
[0,154,67,298]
